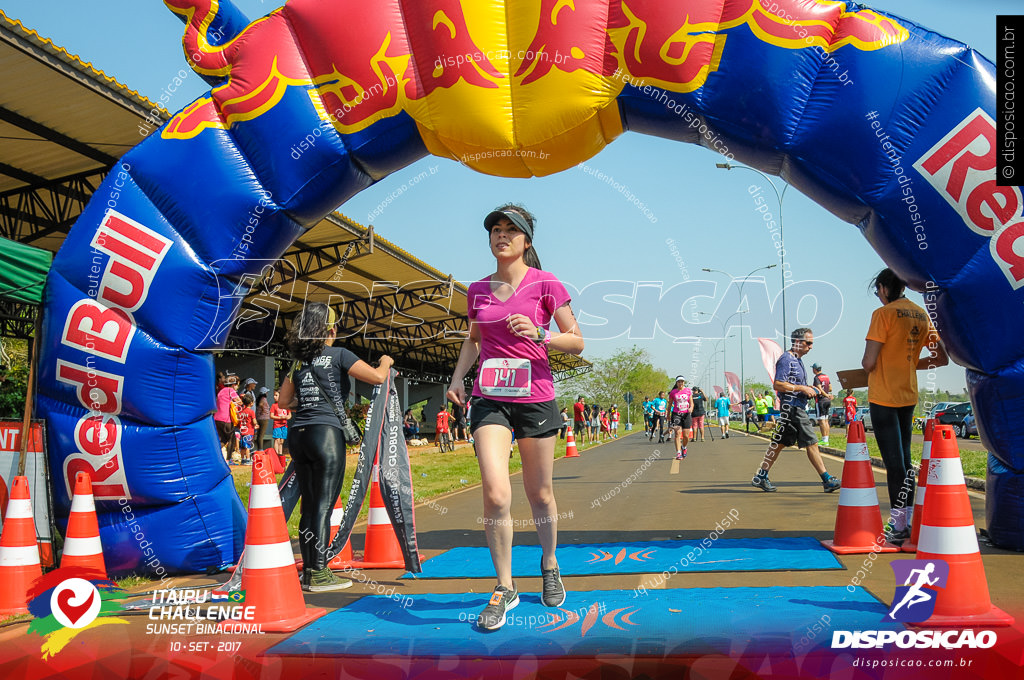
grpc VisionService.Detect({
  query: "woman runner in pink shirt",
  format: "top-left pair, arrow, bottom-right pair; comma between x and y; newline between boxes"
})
447,204 -> 584,631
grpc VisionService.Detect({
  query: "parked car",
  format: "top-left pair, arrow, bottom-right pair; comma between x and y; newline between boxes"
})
926,401 -> 964,420
828,407 -> 845,428
963,413 -> 978,438
935,402 -> 974,438
854,406 -> 872,431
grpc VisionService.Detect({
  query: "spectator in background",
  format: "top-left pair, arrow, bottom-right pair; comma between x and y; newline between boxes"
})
810,364 -> 833,446
242,378 -> 257,404
452,401 -> 468,441
559,407 -> 569,439
214,373 -> 239,461
590,401 -> 600,443
573,395 -> 587,444
691,388 -> 708,443
843,388 -> 858,428
237,393 -> 256,465
435,404 -> 453,447
403,409 -> 420,441
255,386 -> 271,450
270,390 -> 291,456
609,405 -> 620,439
862,268 -> 948,544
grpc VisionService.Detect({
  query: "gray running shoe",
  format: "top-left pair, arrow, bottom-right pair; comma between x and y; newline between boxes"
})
304,567 -> 353,592
477,583 -> 519,630
751,475 -> 777,492
885,526 -> 911,545
823,475 -> 841,493
540,563 -> 566,607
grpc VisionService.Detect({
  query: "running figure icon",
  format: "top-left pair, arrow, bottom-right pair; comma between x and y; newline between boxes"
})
888,562 -> 940,619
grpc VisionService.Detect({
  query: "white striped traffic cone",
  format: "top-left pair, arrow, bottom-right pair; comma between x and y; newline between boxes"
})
821,422 -> 899,554
60,472 -> 107,578
565,427 -> 579,458
913,425 -> 1013,627
348,460 -> 405,569
902,419 -> 935,553
0,476 -> 42,616
235,456 -> 325,632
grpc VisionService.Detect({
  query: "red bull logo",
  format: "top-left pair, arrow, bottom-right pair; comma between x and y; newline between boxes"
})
607,0 -> 908,94
914,109 -> 1024,290
162,0 -> 908,141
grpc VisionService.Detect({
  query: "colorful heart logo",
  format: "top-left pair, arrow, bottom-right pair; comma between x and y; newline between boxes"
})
50,578 -> 101,629
56,588 -> 95,625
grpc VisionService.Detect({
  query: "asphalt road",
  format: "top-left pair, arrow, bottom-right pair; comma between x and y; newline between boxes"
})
3,430 -> 1020,677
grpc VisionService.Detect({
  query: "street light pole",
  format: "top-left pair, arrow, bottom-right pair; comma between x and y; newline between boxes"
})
703,264 -> 776,432
716,162 -> 790,341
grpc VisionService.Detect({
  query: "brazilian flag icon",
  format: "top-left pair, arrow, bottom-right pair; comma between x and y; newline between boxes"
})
228,591 -> 246,603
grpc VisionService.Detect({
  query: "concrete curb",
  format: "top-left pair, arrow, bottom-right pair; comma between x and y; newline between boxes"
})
739,428 -> 986,492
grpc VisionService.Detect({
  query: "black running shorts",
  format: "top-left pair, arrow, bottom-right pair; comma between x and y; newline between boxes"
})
670,412 -> 693,429
470,397 -> 560,439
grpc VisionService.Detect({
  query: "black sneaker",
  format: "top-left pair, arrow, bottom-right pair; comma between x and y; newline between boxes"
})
540,563 -> 566,607
477,584 -> 519,630
885,526 -> 911,545
822,475 -> 841,493
751,475 -> 777,492
304,566 -> 353,592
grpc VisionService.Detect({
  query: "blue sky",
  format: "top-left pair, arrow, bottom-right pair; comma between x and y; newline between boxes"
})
1,0 -> 1010,393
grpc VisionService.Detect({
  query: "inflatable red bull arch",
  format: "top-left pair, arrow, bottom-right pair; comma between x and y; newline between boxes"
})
36,0 -> 1024,574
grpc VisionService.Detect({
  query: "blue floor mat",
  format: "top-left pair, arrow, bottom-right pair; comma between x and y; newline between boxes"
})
267,586 -> 900,658
402,537 -> 842,579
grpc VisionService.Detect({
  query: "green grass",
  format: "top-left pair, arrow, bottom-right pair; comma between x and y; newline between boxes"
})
231,435 -> 596,538
818,432 -> 987,479
114,575 -> 151,591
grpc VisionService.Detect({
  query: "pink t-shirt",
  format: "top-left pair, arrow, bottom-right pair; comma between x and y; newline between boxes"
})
215,386 -> 236,423
467,268 -> 571,403
668,387 -> 693,414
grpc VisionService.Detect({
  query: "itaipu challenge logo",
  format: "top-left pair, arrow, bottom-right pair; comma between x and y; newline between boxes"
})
25,567 -> 129,658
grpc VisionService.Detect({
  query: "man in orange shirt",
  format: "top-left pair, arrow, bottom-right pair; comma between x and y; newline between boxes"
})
862,268 -> 948,543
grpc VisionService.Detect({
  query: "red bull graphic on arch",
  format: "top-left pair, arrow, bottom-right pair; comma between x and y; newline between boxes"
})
33,0 -> 1024,576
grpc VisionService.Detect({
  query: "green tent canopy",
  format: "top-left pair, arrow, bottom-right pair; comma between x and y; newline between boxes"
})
0,237 -> 52,305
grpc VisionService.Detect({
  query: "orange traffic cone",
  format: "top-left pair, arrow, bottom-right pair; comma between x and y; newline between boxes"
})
235,456 -> 325,632
61,472 -> 107,578
0,476 -> 42,616
902,419 -> 936,553
822,422 -> 899,554
348,459 -> 405,569
565,428 -> 579,458
913,425 -> 1014,627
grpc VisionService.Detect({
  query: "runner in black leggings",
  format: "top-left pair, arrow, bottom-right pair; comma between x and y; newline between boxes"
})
277,302 -> 393,592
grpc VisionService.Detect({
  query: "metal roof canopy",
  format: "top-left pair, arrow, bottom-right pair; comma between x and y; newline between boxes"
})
0,11 -> 590,383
